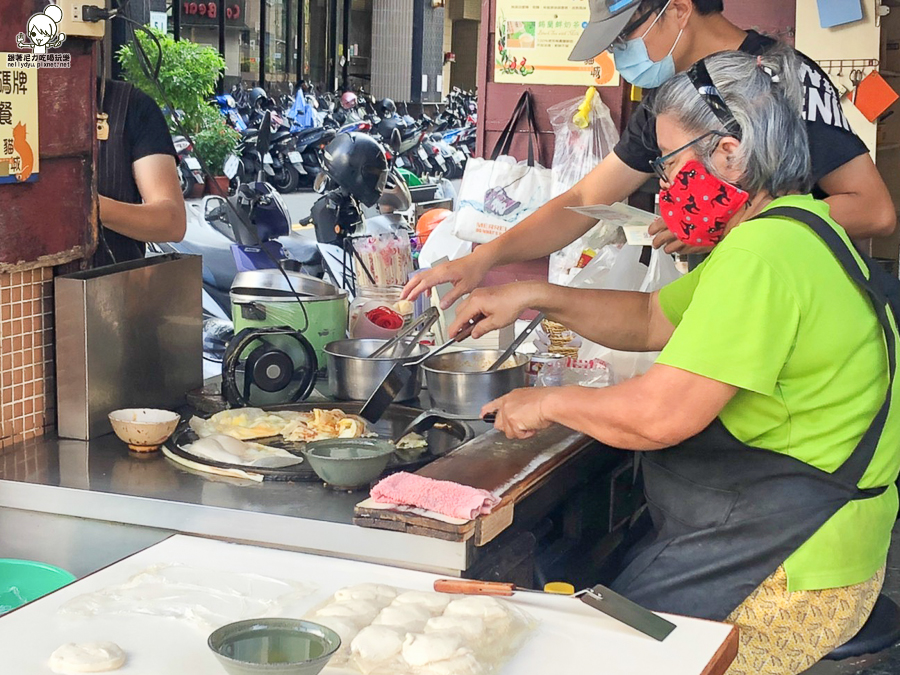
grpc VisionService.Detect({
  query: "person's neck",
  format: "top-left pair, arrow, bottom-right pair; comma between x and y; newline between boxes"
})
723,192 -> 777,237
675,14 -> 748,72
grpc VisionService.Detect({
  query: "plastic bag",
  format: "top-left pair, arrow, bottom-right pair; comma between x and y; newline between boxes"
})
547,92 -> 619,198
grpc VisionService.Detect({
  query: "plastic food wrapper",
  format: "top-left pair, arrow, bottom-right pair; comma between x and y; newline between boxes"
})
353,231 -> 413,288
306,583 -> 536,675
57,565 -> 317,632
538,357 -> 615,388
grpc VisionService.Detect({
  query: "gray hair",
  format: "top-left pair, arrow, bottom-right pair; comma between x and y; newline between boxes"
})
652,46 -> 811,196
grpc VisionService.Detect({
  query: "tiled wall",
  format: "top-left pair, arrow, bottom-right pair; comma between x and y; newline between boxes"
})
0,268 -> 55,450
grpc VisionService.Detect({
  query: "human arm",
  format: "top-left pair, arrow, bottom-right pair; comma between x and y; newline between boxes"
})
448,280 -> 675,351
401,153 -> 649,307
818,153 -> 896,238
482,364 -> 737,449
98,154 -> 187,243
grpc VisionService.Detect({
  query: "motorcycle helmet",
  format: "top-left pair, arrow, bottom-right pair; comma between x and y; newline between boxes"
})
376,98 -> 396,118
378,168 -> 412,213
340,91 -> 358,110
322,133 -> 388,208
249,86 -> 268,108
416,208 -> 452,246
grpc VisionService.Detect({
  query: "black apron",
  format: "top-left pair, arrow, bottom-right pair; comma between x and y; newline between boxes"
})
95,80 -> 146,268
611,205 -> 897,622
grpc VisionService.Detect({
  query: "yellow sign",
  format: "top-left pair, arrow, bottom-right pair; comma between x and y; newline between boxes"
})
0,53 -> 39,184
494,0 -> 620,87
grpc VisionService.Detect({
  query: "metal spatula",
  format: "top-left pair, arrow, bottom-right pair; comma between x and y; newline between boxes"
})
392,409 -> 496,443
360,318 -> 481,424
433,578 -> 676,642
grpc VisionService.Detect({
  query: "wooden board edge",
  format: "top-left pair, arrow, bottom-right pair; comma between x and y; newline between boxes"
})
699,624 -> 739,675
352,516 -> 475,542
353,506 -> 476,536
474,500 -> 515,546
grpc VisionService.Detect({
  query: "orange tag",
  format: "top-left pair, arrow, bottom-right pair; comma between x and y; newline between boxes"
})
852,71 -> 899,123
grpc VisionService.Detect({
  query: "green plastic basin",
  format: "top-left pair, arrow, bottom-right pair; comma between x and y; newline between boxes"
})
0,559 -> 76,614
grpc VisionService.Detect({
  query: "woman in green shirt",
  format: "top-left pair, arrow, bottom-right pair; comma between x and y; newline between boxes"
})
449,48 -> 900,674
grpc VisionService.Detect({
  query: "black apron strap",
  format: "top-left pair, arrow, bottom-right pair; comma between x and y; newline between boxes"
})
761,206 -> 898,486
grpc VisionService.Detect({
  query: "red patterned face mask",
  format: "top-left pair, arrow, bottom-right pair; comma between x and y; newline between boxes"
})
659,160 -> 749,247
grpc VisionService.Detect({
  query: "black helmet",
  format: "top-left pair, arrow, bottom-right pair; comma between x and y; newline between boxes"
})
376,98 -> 396,118
249,86 -> 268,107
321,133 -> 388,207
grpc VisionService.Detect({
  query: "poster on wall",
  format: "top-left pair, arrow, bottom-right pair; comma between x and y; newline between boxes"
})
494,0 -> 620,87
0,53 -> 39,184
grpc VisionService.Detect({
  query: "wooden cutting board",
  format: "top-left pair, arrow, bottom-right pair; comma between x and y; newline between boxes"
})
354,425 -> 595,545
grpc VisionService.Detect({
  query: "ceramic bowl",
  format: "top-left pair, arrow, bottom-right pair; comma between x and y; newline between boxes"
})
108,408 -> 180,453
301,438 -> 395,490
208,618 -> 341,675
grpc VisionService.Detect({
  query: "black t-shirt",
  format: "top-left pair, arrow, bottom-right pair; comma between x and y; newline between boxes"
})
95,83 -> 177,267
613,31 -> 869,193
125,86 -> 177,165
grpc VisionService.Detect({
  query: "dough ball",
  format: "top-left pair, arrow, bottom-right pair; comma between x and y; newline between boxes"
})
372,604 -> 432,632
351,625 -> 405,673
424,615 -> 485,642
334,583 -> 398,604
401,632 -> 463,667
49,642 -> 126,674
392,591 -> 451,614
316,598 -> 380,624
418,650 -> 484,675
443,596 -> 510,623
313,616 -> 359,652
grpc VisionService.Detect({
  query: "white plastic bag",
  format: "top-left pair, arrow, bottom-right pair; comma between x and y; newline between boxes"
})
453,155 -> 554,244
570,246 -> 682,381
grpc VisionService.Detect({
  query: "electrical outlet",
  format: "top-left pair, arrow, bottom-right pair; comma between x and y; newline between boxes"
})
55,1 -> 107,39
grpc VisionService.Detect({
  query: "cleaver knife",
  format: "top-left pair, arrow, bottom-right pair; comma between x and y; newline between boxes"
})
433,579 -> 675,642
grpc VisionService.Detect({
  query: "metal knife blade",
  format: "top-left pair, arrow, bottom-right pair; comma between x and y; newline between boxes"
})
578,584 -> 676,642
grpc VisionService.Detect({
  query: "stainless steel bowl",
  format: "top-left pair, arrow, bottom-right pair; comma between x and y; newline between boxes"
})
325,338 -> 429,402
422,349 -> 530,416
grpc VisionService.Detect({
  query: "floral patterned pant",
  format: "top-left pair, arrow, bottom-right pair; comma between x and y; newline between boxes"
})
724,565 -> 886,675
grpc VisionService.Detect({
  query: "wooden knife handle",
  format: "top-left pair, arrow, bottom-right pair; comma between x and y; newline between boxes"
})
433,579 -> 516,596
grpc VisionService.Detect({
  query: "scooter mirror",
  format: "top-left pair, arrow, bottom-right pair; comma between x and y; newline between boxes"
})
313,172 -> 329,194
390,128 -> 402,154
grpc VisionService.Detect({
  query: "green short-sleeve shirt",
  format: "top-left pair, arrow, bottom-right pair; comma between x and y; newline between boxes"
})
657,194 -> 900,592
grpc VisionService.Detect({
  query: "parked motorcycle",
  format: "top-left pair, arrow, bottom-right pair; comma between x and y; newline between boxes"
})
172,134 -> 205,197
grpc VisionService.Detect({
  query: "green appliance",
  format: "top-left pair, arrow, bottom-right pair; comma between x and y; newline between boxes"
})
230,270 -> 348,373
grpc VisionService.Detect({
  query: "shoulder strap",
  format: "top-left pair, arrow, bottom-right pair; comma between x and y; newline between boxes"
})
761,205 -> 897,486
490,90 -> 542,166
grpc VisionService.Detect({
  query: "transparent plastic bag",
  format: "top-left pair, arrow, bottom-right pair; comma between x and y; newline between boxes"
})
548,92 -> 619,198
546,93 -> 621,285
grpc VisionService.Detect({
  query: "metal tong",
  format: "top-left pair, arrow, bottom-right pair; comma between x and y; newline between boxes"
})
487,313 -> 545,371
368,307 -> 440,359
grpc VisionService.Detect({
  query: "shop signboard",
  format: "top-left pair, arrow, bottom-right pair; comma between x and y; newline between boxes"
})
180,0 -> 246,26
494,0 -> 620,87
0,53 -> 39,184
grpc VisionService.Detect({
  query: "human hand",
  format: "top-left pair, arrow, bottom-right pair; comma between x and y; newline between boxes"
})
482,388 -> 555,440
401,253 -> 493,309
448,282 -> 542,340
16,33 -> 26,49
648,218 -> 712,256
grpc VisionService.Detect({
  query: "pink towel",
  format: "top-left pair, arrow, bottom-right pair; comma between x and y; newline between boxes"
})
370,472 -> 500,520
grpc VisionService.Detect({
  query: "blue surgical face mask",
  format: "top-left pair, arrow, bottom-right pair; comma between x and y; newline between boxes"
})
612,2 -> 684,89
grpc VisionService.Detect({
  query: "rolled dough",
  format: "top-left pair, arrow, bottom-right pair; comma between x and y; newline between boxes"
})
49,642 -> 126,674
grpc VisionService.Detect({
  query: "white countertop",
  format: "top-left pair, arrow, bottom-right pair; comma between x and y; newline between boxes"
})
0,535 -> 735,675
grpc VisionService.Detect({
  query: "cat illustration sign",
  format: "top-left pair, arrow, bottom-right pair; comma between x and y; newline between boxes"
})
0,53 -> 39,184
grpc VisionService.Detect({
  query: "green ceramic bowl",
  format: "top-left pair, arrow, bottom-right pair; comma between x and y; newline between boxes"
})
300,438 -> 395,490
208,619 -> 341,675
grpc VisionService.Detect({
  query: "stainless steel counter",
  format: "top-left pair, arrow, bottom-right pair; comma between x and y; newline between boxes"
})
0,432 -> 469,574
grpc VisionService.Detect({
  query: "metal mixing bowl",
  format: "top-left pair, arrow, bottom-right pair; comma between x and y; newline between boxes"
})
325,338 -> 429,402
422,350 -> 530,416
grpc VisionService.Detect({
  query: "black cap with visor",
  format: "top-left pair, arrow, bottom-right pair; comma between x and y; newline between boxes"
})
568,0 -> 664,62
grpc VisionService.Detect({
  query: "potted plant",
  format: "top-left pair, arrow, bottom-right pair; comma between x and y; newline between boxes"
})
192,116 -> 241,195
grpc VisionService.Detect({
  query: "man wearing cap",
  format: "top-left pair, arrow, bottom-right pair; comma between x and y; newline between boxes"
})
403,0 -> 896,308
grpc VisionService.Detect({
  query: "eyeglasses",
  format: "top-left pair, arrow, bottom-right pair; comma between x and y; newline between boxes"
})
650,130 -> 727,183
687,60 -> 743,139
608,0 -> 667,51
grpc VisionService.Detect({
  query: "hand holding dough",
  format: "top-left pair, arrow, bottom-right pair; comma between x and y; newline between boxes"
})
49,643 -> 126,674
